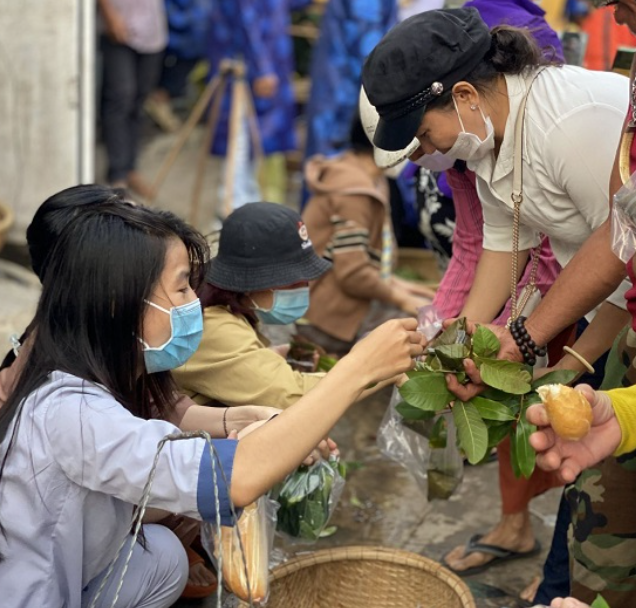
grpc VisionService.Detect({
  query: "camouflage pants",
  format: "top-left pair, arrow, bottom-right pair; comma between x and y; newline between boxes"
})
568,326 -> 636,607
568,454 -> 636,608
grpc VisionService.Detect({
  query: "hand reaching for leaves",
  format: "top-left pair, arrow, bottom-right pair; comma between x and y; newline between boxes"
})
527,385 -> 622,483
347,318 -> 424,385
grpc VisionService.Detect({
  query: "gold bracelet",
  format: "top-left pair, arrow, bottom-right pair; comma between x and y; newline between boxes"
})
562,346 -> 595,375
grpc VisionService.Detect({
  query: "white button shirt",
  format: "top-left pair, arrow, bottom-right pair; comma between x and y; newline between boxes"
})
470,65 -> 630,313
0,372 -> 236,607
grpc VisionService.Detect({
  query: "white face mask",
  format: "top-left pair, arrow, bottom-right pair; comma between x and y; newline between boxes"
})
412,149 -> 456,172
446,96 -> 495,163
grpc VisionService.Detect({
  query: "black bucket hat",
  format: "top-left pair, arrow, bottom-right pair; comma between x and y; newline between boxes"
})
206,202 -> 332,292
362,8 -> 492,151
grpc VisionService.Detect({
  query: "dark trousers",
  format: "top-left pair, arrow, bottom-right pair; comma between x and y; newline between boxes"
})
534,318 -> 609,603
101,38 -> 163,183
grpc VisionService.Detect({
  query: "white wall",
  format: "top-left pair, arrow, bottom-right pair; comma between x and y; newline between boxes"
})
0,0 -> 94,243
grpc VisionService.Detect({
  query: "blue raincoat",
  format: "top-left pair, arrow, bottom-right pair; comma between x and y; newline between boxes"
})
207,0 -> 311,156
303,0 -> 397,160
165,0 -> 212,59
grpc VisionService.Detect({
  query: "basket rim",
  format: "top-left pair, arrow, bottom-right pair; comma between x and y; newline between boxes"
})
270,545 -> 476,608
0,201 -> 15,233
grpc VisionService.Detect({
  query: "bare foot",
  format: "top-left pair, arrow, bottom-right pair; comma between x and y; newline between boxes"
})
520,575 -> 541,602
188,561 -> 217,587
444,511 -> 536,573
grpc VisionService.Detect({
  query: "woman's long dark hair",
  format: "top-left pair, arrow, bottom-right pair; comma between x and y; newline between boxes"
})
0,202 -> 208,448
427,25 -> 561,112
1,185 -> 132,372
27,184 -> 131,280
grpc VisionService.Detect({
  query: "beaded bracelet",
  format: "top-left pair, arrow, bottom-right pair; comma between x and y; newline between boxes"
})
509,316 -> 547,366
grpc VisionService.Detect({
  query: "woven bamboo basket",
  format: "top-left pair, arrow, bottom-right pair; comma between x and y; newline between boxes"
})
0,201 -> 14,253
264,546 -> 476,608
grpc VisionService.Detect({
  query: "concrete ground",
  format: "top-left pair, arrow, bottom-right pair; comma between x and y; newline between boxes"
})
0,123 -> 561,608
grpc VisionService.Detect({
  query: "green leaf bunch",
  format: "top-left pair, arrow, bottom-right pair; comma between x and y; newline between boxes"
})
274,459 -> 344,541
398,319 -> 578,477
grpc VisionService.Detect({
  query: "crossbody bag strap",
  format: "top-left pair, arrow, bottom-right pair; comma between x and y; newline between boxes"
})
509,68 -> 546,322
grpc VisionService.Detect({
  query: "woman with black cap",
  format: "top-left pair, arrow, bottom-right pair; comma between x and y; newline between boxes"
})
362,6 -> 634,605
173,202 -> 380,409
362,7 -> 630,382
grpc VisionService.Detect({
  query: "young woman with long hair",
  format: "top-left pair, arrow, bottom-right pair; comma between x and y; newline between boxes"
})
0,192 -> 421,607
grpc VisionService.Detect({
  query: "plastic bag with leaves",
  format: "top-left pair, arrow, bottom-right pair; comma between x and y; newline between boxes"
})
201,496 -> 278,605
423,411 -> 464,500
377,388 -> 464,500
611,170 -> 636,263
376,386 -> 430,495
271,456 -> 345,544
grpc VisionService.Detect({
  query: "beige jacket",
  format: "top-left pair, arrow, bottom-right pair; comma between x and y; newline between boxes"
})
302,151 -> 395,341
173,305 -> 324,409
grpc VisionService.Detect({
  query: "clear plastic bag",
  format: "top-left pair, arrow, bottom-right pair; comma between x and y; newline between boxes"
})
201,496 -> 278,605
271,456 -> 345,544
424,412 -> 464,501
611,172 -> 636,263
377,388 -> 464,500
417,304 -> 444,342
376,386 -> 431,494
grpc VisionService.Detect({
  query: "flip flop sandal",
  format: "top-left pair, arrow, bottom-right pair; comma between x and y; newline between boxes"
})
181,546 -> 218,599
442,534 -> 542,577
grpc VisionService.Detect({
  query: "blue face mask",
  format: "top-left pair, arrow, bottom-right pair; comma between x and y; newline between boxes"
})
251,287 -> 310,325
141,298 -> 203,373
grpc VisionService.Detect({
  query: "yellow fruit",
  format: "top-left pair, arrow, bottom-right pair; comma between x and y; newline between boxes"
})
536,384 -> 593,441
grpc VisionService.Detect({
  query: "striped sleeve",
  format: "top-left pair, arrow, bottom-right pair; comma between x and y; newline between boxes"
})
324,194 -> 394,303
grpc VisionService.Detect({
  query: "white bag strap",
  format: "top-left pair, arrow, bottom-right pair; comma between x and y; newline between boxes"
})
509,68 -> 546,322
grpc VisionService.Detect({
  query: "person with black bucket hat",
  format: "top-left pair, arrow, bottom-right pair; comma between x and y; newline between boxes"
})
173,202 -> 379,409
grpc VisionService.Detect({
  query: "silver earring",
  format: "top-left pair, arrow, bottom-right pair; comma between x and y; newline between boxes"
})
470,104 -> 478,111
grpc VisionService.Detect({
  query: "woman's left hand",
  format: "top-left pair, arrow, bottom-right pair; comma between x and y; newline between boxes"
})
227,405 -> 282,434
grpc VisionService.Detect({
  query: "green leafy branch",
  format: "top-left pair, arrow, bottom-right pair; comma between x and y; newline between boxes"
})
397,318 -> 577,477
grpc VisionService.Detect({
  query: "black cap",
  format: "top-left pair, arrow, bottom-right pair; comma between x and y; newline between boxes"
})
362,8 -> 492,151
206,202 -> 331,292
